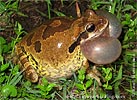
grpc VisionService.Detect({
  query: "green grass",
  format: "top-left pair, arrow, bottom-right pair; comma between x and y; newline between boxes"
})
0,0 -> 137,99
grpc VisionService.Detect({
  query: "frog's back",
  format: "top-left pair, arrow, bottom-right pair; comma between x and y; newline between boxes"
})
15,17 -> 86,81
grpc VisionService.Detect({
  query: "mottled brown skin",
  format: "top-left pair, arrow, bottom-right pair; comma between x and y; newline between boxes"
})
15,10 -> 108,84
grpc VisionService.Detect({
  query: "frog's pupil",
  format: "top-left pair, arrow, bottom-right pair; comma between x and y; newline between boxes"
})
86,24 -> 95,32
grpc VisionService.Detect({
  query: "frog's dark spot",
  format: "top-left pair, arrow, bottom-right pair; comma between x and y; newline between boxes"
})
42,18 -> 73,40
69,32 -> 88,53
69,41 -> 79,53
69,35 -> 81,53
26,33 -> 34,46
34,41 -> 41,53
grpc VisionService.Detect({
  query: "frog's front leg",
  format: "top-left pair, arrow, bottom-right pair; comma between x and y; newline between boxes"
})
16,46 -> 39,83
83,60 -> 103,86
87,66 -> 103,86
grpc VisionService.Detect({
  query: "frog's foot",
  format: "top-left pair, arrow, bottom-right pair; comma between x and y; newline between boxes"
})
23,65 -> 39,83
87,66 -> 104,86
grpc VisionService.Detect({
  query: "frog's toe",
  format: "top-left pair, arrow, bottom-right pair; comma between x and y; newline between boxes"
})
87,66 -> 102,86
24,66 -> 38,83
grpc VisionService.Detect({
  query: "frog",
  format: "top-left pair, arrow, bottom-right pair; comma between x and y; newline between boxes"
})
15,9 -> 108,85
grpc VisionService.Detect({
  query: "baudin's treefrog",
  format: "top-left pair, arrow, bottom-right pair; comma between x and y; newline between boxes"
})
15,9 -> 108,85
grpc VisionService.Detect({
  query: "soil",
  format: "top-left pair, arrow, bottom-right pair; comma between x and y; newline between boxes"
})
13,0 -> 90,32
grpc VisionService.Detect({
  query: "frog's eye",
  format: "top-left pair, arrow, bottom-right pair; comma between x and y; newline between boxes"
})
85,23 -> 95,33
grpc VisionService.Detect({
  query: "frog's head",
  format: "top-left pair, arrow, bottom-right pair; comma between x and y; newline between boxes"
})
82,10 -> 108,39
78,10 -> 122,65
71,9 -> 108,43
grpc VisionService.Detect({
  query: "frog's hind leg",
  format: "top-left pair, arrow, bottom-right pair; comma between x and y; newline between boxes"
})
16,46 -> 39,83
